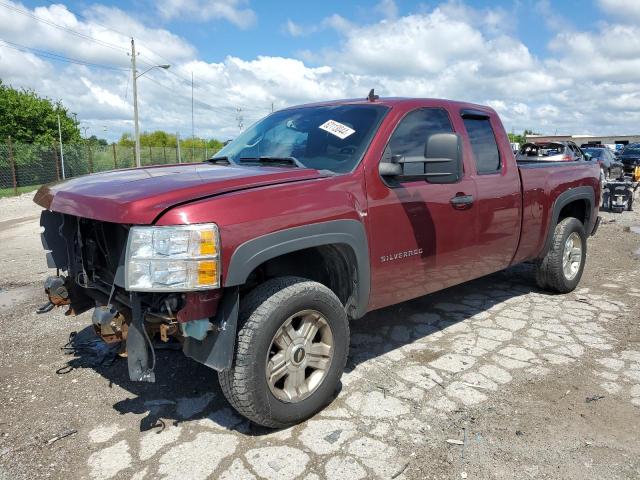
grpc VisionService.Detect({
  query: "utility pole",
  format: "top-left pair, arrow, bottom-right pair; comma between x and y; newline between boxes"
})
130,38 -> 170,168
131,37 -> 141,168
191,71 -> 195,160
271,102 -> 274,113
176,132 -> 182,163
57,113 -> 66,179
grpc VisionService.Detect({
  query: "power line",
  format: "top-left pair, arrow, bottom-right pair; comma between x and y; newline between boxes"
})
1,1 -> 275,115
0,1 -> 128,53
136,51 -> 272,113
142,75 -> 269,120
0,38 -> 129,70
0,1 -> 272,131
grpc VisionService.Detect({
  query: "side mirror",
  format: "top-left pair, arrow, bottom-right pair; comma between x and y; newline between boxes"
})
378,158 -> 402,176
379,133 -> 463,184
584,153 -> 592,161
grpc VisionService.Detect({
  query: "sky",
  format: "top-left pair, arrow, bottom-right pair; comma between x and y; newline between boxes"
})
1,0 -> 640,142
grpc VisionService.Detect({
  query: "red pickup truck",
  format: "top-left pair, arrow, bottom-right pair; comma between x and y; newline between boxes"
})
34,96 -> 601,427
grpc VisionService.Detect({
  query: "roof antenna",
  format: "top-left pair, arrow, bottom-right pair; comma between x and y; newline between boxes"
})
367,89 -> 379,102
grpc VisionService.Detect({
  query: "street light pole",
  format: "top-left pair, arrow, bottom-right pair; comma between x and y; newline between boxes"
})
57,113 -> 66,179
131,38 -> 141,167
130,37 -> 170,168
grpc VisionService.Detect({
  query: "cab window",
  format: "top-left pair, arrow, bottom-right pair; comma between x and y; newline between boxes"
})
387,108 -> 454,176
463,117 -> 501,174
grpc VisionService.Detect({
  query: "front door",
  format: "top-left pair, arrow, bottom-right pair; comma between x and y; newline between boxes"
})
365,107 -> 478,311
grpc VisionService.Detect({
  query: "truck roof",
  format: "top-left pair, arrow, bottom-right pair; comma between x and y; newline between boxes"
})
281,97 -> 496,114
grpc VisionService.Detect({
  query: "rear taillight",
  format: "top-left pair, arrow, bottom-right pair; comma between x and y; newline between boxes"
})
562,155 -> 572,161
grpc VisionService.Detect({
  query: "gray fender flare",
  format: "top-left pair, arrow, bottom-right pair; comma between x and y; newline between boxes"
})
540,186 -> 595,258
225,219 -> 370,319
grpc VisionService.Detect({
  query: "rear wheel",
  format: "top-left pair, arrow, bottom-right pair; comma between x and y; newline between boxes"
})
218,276 -> 349,428
535,217 -> 586,293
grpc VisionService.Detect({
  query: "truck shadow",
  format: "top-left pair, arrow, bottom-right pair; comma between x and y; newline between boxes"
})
60,263 -> 543,435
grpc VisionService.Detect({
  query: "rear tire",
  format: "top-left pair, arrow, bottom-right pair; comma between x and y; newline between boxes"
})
535,217 -> 587,293
218,276 -> 349,428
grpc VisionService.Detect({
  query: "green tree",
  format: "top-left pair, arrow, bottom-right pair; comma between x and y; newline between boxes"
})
117,132 -> 135,147
140,130 -> 177,147
87,135 -> 108,146
508,129 -> 541,145
0,80 -> 80,144
206,138 -> 224,152
117,130 -> 224,152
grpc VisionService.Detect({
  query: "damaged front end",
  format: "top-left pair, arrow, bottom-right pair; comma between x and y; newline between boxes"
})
38,210 -> 237,382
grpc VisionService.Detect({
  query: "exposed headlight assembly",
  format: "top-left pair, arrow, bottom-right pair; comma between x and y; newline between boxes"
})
125,224 -> 220,292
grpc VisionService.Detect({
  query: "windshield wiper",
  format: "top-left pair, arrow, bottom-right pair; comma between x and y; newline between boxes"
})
238,156 -> 305,168
205,156 -> 237,165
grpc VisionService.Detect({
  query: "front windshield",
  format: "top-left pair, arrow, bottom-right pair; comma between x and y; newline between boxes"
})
214,104 -> 389,173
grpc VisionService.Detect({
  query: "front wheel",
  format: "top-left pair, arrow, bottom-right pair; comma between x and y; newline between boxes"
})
218,276 -> 349,428
535,217 -> 587,293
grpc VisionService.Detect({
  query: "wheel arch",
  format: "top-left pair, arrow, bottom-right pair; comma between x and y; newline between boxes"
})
539,186 -> 595,259
225,219 -> 370,319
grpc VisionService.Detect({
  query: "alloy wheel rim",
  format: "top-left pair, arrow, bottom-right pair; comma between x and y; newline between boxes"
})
265,309 -> 334,403
562,232 -> 582,280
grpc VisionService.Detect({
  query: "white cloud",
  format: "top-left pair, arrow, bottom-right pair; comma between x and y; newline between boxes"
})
375,0 -> 399,19
598,0 -> 640,22
155,0 -> 256,28
284,19 -> 304,37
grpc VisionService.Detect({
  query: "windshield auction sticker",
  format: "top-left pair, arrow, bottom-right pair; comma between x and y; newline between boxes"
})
319,120 -> 355,140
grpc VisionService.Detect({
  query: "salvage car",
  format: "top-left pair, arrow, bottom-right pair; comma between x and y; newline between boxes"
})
34,96 -> 601,427
516,141 -> 585,162
582,147 -> 624,180
618,143 -> 640,176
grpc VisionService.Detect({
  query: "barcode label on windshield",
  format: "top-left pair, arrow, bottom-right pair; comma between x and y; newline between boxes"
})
319,120 -> 355,140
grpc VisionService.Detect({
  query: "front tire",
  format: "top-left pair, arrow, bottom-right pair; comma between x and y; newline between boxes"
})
535,217 -> 587,293
218,276 -> 349,428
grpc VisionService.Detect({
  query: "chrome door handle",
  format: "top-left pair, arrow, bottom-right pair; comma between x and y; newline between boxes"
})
450,194 -> 474,210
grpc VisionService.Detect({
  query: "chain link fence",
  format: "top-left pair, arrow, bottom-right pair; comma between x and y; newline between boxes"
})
0,139 -> 217,197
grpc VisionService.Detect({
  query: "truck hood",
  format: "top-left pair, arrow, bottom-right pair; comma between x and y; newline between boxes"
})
34,163 -> 324,224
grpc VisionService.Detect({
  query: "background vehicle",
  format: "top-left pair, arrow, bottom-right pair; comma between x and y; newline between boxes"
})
617,143 -> 640,176
34,97 -> 601,427
516,141 -> 586,162
582,147 -> 624,180
602,181 -> 635,212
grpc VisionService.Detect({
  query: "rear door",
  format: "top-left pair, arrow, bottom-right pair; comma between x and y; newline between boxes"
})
364,107 -> 479,310
458,110 -> 521,276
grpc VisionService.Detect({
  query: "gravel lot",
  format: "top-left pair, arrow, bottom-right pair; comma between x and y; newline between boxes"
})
0,192 -> 639,480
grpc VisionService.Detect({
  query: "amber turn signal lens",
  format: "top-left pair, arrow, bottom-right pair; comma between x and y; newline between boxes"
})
197,261 -> 217,285
199,229 -> 217,256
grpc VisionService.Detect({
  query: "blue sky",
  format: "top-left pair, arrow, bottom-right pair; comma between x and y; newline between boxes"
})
20,0 -> 598,61
2,0 -> 640,140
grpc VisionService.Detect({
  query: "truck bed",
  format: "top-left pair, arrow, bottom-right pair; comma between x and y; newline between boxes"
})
512,160 -> 601,265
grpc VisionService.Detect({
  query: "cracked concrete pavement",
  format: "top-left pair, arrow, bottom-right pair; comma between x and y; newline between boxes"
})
0,192 -> 639,479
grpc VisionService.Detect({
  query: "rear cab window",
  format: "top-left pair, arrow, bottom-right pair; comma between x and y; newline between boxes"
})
462,115 -> 501,174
